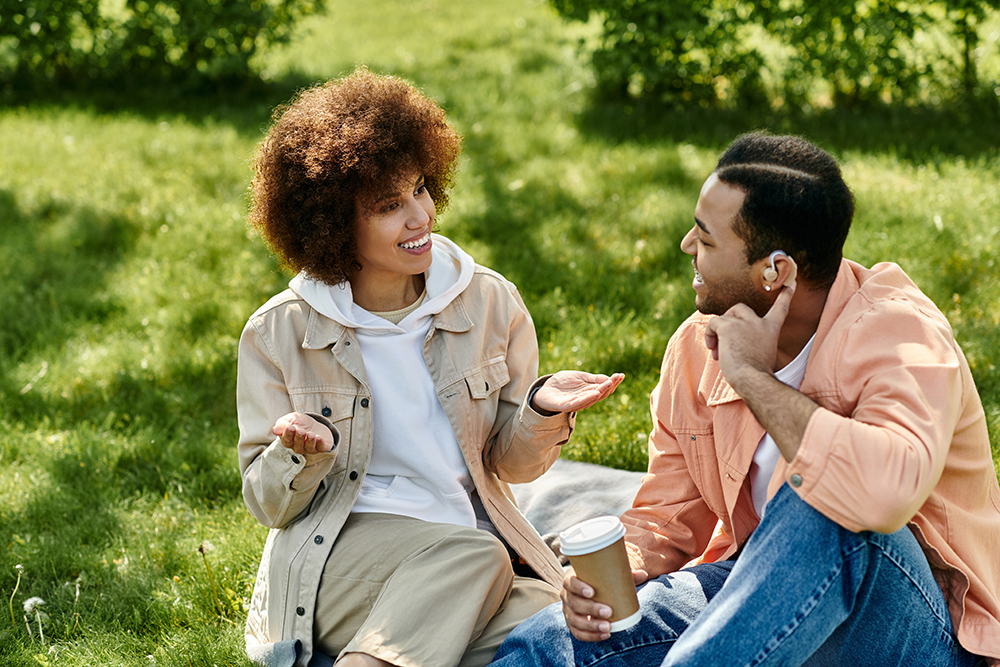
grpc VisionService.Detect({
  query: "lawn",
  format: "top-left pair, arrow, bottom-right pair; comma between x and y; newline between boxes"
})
1,0 -> 998,664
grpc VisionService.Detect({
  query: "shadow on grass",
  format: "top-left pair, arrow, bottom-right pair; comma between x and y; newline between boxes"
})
0,184 -> 240,502
453,127 -> 695,372
0,73 -> 324,137
0,189 -> 133,364
574,95 -> 1000,164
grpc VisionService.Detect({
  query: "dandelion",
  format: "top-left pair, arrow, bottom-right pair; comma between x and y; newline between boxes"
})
23,596 -> 46,644
9,564 -> 23,629
199,540 -> 222,616
23,596 -> 45,613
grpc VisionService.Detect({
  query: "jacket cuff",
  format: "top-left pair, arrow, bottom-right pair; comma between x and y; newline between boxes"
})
521,376 -> 576,438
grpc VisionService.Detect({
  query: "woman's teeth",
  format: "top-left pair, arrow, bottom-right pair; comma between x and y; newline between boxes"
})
399,233 -> 430,249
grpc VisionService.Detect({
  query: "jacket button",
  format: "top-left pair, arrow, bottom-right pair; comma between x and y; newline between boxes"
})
350,471 -> 359,481
314,535 -> 323,544
790,473 -> 803,487
296,607 -> 305,616
360,397 -> 370,408
322,406 -> 332,417
290,455 -> 300,465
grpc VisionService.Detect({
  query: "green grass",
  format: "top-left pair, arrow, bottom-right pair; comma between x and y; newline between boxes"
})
1,0 -> 998,663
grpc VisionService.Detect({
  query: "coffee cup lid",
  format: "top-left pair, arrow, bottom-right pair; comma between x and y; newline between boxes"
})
558,515 -> 626,556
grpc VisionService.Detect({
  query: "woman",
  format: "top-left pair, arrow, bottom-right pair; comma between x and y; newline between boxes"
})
237,67 -> 623,667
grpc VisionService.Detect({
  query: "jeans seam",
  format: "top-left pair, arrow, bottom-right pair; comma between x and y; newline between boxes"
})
582,636 -> 677,667
874,537 -> 953,632
743,560 -> 844,667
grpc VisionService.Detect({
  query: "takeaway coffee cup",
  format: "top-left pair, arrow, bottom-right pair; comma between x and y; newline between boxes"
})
559,515 -> 641,632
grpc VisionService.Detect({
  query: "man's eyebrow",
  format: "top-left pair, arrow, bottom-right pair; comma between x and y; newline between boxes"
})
694,217 -> 711,234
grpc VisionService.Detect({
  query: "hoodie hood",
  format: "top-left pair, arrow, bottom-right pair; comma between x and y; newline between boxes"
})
289,233 -> 475,335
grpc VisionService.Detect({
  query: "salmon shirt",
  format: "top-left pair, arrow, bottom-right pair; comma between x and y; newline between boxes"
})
623,259 -> 1000,664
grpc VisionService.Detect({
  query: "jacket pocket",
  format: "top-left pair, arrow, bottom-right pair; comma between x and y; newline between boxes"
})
287,391 -> 353,476
465,358 -> 510,399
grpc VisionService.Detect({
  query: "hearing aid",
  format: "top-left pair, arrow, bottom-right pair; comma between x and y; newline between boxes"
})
764,250 -> 798,288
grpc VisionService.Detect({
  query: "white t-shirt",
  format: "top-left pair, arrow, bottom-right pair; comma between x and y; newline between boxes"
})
749,335 -> 815,519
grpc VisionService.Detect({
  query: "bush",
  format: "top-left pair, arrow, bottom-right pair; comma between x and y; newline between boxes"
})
552,0 -> 767,107
550,0 -> 1000,109
757,0 -> 925,107
0,0 -> 325,90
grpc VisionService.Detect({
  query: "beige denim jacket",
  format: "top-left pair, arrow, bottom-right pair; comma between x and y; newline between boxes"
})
237,266 -> 572,665
624,259 -> 1000,664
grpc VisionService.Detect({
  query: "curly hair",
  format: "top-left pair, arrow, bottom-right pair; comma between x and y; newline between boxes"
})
715,132 -> 855,288
248,67 -> 462,285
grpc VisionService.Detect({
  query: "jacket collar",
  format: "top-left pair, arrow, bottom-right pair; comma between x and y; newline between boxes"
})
300,293 -> 474,350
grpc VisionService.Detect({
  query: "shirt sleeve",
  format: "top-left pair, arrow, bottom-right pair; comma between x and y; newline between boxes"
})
236,318 -> 339,530
485,282 -> 576,483
787,299 -> 969,533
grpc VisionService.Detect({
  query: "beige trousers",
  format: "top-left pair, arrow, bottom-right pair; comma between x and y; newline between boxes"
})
313,512 -> 559,667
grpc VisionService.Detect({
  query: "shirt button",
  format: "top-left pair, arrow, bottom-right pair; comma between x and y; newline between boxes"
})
314,535 -> 323,544
360,398 -> 370,408
296,607 -> 305,616
322,406 -> 332,417
790,473 -> 803,487
290,455 -> 300,465
349,471 -> 359,481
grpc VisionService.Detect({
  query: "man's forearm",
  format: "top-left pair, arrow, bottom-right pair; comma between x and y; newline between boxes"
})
729,368 -> 819,462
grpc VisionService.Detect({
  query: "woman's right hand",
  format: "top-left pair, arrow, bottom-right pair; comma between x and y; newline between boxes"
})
272,412 -> 336,456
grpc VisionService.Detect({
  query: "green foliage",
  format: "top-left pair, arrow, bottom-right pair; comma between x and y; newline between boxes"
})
551,0 -> 767,106
0,0 -> 102,82
759,0 -> 925,106
549,0 -> 1000,108
0,0 -> 324,89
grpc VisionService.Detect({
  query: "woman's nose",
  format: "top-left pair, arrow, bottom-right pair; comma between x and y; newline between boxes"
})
406,198 -> 432,227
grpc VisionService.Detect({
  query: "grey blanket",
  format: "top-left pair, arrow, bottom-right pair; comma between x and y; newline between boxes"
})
510,458 -> 645,565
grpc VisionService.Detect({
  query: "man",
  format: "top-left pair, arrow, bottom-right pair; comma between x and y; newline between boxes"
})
491,132 -> 1000,666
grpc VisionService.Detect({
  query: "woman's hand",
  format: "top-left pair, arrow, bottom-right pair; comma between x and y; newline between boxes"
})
561,565 -> 649,642
531,371 -> 624,415
561,567 -> 613,642
272,412 -> 336,456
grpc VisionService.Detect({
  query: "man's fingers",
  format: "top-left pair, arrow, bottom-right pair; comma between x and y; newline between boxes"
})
764,281 -> 796,325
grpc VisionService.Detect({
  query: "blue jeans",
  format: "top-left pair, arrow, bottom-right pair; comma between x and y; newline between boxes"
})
491,484 -> 982,667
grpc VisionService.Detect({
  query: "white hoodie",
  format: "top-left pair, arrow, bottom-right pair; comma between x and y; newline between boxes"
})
289,235 -> 480,528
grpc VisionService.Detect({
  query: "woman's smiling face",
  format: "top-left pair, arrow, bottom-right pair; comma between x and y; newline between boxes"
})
353,171 -> 436,283
680,172 -> 772,317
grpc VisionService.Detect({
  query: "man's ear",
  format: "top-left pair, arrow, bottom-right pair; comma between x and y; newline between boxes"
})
762,250 -> 798,290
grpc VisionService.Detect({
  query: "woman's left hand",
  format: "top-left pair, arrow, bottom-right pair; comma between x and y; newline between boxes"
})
531,371 -> 624,415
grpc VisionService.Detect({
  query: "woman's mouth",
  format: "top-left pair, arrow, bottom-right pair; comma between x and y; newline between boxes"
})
399,232 -> 430,250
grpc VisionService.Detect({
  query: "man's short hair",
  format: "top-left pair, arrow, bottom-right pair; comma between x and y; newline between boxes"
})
715,132 -> 854,287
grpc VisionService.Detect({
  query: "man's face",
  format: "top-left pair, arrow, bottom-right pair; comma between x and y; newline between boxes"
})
680,173 -> 772,317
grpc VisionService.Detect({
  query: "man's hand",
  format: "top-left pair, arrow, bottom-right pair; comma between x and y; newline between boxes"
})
703,284 -> 818,461
703,283 -> 795,388
272,412 -> 336,456
560,566 -> 649,642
